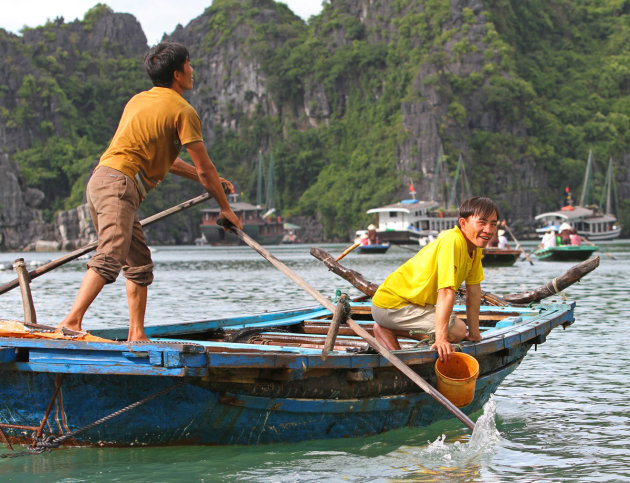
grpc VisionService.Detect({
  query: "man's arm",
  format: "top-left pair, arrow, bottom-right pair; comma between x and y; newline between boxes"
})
174,142 -> 242,229
464,283 -> 482,342
431,287 -> 456,362
169,157 -> 234,193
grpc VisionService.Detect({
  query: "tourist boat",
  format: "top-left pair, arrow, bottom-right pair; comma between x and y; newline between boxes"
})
366,200 -> 457,245
481,248 -> 522,266
366,152 -> 471,245
0,291 -> 578,448
533,245 -> 599,261
357,243 -> 391,255
199,152 -> 284,245
199,192 -> 284,245
534,153 -> 621,241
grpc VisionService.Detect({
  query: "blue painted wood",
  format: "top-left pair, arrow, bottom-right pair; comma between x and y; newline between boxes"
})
0,347 -> 16,364
0,300 -> 576,446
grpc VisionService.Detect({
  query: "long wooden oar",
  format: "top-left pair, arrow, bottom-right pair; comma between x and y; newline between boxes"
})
219,221 -> 476,431
582,237 -> 616,260
336,242 -> 360,261
0,192 -> 212,296
502,224 -> 533,265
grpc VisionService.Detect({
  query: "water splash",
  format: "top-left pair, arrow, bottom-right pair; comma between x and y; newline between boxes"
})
389,396 -> 504,481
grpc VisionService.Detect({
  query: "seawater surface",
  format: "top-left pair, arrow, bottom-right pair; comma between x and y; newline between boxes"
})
0,240 -> 629,482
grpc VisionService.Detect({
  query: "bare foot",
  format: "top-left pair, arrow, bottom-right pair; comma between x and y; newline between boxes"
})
127,335 -> 150,342
57,319 -> 82,332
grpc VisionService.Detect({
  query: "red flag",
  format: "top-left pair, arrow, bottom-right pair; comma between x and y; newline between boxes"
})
409,182 -> 415,193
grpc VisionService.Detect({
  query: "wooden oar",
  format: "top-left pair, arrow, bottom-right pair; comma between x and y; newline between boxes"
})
0,192 -> 212,296
503,256 -> 599,304
219,221 -> 476,431
336,242 -> 360,261
582,237 -> 616,260
503,225 -> 534,265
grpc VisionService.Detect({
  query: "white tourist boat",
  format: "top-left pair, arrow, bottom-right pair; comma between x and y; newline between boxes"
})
365,151 -> 468,245
535,153 -> 621,241
366,199 -> 457,245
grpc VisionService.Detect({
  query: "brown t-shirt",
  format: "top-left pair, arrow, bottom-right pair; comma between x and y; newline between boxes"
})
99,87 -> 203,197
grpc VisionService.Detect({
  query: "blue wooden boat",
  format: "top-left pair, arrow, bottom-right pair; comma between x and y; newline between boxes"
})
533,245 -> 598,261
0,298 -> 575,448
357,243 -> 391,254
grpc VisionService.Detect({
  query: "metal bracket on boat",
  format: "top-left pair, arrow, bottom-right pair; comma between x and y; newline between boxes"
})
321,293 -> 351,361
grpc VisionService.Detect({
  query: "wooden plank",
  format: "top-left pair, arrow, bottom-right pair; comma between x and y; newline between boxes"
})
12,361 -> 206,377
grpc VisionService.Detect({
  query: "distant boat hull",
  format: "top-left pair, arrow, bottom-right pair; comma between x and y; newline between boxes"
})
535,222 -> 621,242
533,245 -> 598,261
200,223 -> 284,245
357,244 -> 391,254
482,248 -> 522,266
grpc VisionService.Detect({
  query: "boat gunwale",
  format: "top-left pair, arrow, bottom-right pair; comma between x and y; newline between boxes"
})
0,302 -> 575,375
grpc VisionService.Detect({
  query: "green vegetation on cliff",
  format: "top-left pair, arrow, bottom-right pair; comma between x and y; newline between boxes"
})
3,0 -> 629,239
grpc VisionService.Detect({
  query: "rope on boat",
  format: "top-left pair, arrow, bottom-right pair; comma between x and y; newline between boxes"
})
1,380 -> 185,458
551,278 -> 567,301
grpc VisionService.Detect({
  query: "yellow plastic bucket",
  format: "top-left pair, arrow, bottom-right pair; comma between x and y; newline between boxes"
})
434,352 -> 479,407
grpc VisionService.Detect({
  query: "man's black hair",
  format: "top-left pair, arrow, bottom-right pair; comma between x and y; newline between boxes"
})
144,42 -> 190,87
458,196 -> 500,221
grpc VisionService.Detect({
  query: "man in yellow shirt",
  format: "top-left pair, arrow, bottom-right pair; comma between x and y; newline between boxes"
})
371,196 -> 499,361
58,42 -> 242,341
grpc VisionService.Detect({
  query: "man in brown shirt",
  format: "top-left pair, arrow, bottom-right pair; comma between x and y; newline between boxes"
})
58,42 -> 242,341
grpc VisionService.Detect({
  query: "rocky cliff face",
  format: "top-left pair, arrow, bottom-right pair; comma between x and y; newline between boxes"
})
0,154 -> 51,250
168,2 -> 302,145
0,7 -> 149,250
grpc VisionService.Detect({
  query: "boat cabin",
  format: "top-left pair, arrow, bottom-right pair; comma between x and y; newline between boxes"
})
366,200 -> 458,244
535,206 -> 621,241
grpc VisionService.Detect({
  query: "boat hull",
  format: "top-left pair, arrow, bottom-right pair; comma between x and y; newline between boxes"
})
200,223 -> 284,245
482,249 -> 522,266
357,244 -> 391,254
0,360 -> 519,446
534,245 -> 598,261
0,301 -> 575,447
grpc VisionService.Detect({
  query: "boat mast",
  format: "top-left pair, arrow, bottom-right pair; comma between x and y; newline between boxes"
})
599,158 -> 615,215
265,154 -> 276,215
578,150 -> 594,207
447,154 -> 471,209
430,144 -> 446,205
256,150 -> 264,207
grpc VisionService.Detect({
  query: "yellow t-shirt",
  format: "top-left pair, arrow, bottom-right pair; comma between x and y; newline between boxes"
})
372,226 -> 484,309
99,87 -> 203,197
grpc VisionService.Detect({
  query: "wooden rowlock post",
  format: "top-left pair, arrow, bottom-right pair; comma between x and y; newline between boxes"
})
321,293 -> 350,360
13,258 -> 37,324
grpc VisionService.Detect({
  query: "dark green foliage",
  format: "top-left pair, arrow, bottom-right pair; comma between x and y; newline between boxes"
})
484,0 -> 630,213
4,0 -> 630,237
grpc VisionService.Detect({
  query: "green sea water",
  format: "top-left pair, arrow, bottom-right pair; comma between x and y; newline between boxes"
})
1,240 -> 629,481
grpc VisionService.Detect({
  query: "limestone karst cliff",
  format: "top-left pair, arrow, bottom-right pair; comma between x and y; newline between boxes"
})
0,0 -> 628,249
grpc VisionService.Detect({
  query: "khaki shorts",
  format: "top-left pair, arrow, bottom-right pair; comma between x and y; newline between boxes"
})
86,166 -> 153,286
371,304 -> 455,334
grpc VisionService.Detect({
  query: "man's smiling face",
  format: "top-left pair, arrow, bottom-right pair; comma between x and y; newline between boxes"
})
459,210 -> 498,250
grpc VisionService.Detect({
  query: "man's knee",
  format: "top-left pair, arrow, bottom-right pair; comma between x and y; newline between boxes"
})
87,255 -> 123,284
123,263 -> 154,286
448,317 -> 468,342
